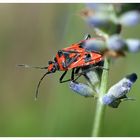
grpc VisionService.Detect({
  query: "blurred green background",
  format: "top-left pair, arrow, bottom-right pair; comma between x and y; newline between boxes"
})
0,3 -> 140,137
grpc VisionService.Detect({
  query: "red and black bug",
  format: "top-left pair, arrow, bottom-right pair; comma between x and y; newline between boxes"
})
18,34 -> 104,99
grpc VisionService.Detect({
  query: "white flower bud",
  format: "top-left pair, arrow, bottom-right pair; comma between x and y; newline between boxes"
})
107,35 -> 127,51
69,81 -> 94,97
120,11 -> 140,26
84,39 -> 106,52
126,39 -> 140,52
102,73 -> 137,108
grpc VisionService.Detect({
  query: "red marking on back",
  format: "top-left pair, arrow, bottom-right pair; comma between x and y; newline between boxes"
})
55,38 -> 103,71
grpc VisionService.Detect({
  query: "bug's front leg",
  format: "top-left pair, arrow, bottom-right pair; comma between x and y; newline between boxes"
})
59,70 -> 69,83
59,68 -> 75,83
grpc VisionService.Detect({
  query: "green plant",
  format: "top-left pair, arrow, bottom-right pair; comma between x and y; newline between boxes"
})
69,4 -> 140,136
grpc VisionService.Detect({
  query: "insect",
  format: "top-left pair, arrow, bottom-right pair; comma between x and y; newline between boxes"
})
18,34 -> 104,99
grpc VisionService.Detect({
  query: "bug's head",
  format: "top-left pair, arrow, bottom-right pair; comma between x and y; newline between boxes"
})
48,61 -> 58,73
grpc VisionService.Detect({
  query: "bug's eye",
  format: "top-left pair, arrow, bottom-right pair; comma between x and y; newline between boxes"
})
51,67 -> 56,72
49,64 -> 56,73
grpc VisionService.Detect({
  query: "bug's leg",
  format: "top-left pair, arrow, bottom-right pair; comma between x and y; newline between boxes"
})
71,68 -> 75,81
72,67 -> 83,82
76,65 -> 109,76
94,65 -> 109,71
87,65 -> 109,71
72,67 -> 94,82
71,67 -> 85,82
73,67 -> 91,82
59,70 -> 69,83
74,67 -> 81,74
73,74 -> 83,82
59,68 -> 76,83
83,73 -> 93,85
69,67 -> 96,97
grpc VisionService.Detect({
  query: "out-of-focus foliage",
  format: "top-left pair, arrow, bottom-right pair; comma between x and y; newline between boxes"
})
72,4 -> 140,109
0,3 -> 140,137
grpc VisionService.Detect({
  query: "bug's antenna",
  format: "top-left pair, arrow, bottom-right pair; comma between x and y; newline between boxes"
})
35,71 -> 51,100
17,64 -> 48,69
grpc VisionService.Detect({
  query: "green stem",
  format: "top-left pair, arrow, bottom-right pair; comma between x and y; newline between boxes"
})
92,58 -> 110,137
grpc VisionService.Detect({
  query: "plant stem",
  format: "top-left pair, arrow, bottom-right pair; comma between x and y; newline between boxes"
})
92,58 -> 110,137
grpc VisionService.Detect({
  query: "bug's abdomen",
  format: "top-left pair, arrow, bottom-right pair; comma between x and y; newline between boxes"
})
68,53 -> 102,69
